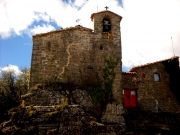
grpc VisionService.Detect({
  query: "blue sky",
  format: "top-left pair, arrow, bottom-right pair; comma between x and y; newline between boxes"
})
0,0 -> 180,74
0,20 -> 60,68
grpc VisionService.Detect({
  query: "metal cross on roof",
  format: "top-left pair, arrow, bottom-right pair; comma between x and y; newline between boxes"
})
105,6 -> 109,10
76,19 -> 81,25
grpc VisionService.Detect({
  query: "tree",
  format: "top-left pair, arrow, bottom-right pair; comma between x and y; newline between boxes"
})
0,67 -> 30,123
16,67 -> 30,95
0,69 -> 19,123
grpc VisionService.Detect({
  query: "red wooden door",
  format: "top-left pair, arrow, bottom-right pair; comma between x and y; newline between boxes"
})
124,90 -> 137,107
124,90 -> 130,107
130,90 -> 136,107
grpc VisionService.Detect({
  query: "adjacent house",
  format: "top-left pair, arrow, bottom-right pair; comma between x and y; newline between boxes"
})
122,56 -> 180,112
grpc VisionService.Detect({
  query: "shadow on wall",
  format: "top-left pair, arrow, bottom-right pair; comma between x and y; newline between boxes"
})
163,58 -> 180,103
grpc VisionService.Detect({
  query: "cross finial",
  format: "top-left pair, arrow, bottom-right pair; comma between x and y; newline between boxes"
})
105,6 -> 109,10
76,19 -> 81,25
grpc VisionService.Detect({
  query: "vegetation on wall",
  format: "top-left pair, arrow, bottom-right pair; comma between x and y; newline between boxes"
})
102,57 -> 119,103
88,57 -> 118,103
87,86 -> 103,103
87,57 -> 119,118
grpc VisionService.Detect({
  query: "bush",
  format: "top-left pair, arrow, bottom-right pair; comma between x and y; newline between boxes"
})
0,67 -> 30,123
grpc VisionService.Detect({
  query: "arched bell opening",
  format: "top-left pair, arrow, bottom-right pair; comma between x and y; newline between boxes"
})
102,18 -> 111,32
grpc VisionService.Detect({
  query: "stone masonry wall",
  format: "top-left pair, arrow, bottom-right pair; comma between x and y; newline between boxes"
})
122,72 -> 138,90
30,10 -> 123,104
29,11 -> 124,128
134,62 -> 180,112
30,27 -> 93,86
92,11 -> 122,103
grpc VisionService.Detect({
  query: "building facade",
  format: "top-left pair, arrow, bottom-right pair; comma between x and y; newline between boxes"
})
30,9 -> 180,113
123,56 -> 180,112
30,10 -> 123,103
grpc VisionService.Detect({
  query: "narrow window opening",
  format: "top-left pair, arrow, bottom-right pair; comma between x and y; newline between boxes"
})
46,41 -> 51,51
154,73 -> 160,81
100,46 -> 103,50
141,72 -> 146,79
87,66 -> 93,69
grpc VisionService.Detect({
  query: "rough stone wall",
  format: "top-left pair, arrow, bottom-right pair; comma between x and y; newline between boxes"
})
30,10 -> 123,104
21,89 -> 94,111
21,90 -> 67,106
29,11 -> 124,128
122,72 -> 138,90
30,27 -> 93,86
133,62 -> 180,112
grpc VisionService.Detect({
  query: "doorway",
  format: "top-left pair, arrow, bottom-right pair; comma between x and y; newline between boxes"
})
124,90 -> 137,107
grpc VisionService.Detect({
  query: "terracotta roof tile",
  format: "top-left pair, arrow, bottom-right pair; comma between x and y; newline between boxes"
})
33,25 -> 92,38
90,10 -> 122,21
130,56 -> 179,72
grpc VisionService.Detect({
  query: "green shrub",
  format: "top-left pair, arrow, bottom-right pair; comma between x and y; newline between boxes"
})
87,86 -> 104,103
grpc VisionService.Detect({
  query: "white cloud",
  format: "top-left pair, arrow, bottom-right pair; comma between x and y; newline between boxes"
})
0,0 -> 180,70
0,0 -> 59,38
0,0 -> 123,38
30,24 -> 55,35
33,12 -> 51,22
0,65 -> 22,76
0,3 -> 11,38
121,0 -> 180,70
74,0 -> 87,7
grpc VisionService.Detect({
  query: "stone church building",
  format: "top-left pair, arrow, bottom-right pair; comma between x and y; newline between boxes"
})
30,9 -> 180,113
1,9 -> 180,135
30,9 -> 123,104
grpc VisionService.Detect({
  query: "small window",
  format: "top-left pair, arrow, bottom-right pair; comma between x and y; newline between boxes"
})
46,41 -> 51,51
100,46 -> 103,50
87,66 -> 93,69
131,91 -> 136,95
141,72 -> 146,79
154,73 -> 160,81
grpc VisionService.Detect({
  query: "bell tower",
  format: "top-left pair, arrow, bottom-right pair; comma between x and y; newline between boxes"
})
91,8 -> 122,38
91,9 -> 123,102
91,9 -> 124,124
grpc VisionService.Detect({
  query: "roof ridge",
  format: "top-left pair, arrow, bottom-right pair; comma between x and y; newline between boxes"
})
122,72 -> 137,74
90,10 -> 122,21
130,56 -> 179,72
33,25 -> 92,38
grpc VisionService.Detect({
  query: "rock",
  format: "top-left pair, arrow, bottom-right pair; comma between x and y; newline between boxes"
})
101,103 -> 125,125
101,115 -> 125,125
21,90 -> 67,106
72,89 -> 93,111
98,132 -> 117,135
